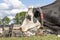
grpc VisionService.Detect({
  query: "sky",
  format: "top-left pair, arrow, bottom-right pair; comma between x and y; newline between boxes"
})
0,0 -> 55,19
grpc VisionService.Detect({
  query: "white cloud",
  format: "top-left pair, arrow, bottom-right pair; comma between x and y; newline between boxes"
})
0,3 -> 9,9
4,0 -> 25,9
0,13 -> 3,17
10,8 -> 28,14
7,16 -> 15,19
0,0 -> 28,19
10,9 -> 21,14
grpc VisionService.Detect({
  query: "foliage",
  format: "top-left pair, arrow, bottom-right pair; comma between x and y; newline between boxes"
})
0,34 -> 59,40
14,11 -> 26,24
2,16 -> 10,25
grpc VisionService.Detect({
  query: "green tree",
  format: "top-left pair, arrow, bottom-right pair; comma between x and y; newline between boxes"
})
14,11 -> 26,24
2,16 -> 10,25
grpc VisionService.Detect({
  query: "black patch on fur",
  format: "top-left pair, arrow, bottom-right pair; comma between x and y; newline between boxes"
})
33,9 -> 41,22
33,8 -> 40,18
26,15 -> 31,21
34,11 -> 40,18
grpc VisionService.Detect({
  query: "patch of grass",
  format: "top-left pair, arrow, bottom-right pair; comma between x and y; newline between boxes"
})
0,34 -> 59,40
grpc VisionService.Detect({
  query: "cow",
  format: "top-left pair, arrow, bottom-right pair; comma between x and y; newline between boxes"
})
20,6 -> 41,36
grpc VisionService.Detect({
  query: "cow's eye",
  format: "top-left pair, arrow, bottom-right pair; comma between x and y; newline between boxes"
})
26,15 -> 31,21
